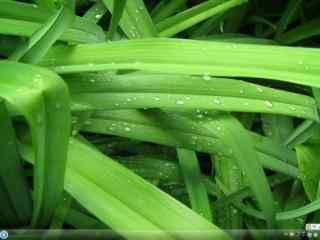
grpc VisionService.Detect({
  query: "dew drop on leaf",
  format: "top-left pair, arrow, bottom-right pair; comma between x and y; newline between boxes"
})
264,100 -> 273,108
213,98 -> 222,104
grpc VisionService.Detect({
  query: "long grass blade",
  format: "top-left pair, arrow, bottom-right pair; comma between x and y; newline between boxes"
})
177,148 -> 212,221
41,39 -> 320,89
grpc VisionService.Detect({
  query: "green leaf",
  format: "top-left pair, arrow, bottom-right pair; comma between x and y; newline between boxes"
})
41,39 -> 320,89
177,148 -> 212,221
0,1 -> 105,43
82,1 -> 107,23
0,61 -> 71,227
274,0 -> 303,39
277,17 -> 320,45
65,71 -> 317,120
285,120 -> 320,147
296,143 -> 320,201
0,99 -> 32,225
9,5 -> 74,64
20,138 -> 231,240
261,114 -> 293,143
152,0 -> 187,23
102,0 -> 158,38
156,0 -> 248,37
107,0 -> 127,40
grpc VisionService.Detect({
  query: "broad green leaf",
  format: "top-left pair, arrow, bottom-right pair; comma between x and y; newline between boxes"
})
65,71 -> 317,120
41,39 -> 320,89
81,110 -> 276,227
20,138 -> 231,240
80,109 -> 299,178
117,155 -> 182,183
0,99 -> 32,226
0,61 -> 71,227
296,144 -> 320,201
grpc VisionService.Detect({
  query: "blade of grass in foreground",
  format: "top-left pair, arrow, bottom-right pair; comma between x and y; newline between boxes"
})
19,138 -> 231,240
81,110 -> 276,227
274,0 -> 302,40
42,39 -> 320,88
0,61 -> 71,227
277,18 -> 320,45
9,5 -> 74,64
107,0 -> 127,40
0,99 -> 32,225
0,1 -> 105,43
80,109 -> 299,178
156,0 -> 248,37
66,71 -> 317,120
83,1 -> 107,23
177,149 -> 212,222
151,0 -> 187,23
102,0 -> 158,38
296,144 -> 320,201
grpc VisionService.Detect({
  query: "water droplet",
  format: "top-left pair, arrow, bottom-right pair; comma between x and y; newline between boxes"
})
90,79 -> 95,83
257,87 -> 263,93
213,98 -> 222,104
84,120 -> 92,125
124,127 -> 131,131
219,21 -> 224,33
289,106 -> 296,111
239,89 -> 244,94
203,75 -> 211,81
264,100 -> 273,108
72,129 -> 77,136
176,100 -> 184,105
154,96 -> 160,101
95,14 -> 102,19
185,96 -> 191,100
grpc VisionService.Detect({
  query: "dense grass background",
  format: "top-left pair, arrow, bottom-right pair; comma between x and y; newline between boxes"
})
1,0 -> 320,239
